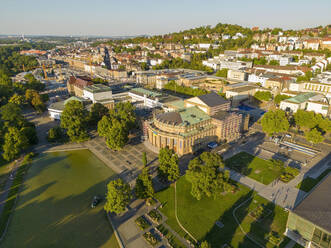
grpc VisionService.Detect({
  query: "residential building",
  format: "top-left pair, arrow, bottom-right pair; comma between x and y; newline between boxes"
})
67,76 -> 93,97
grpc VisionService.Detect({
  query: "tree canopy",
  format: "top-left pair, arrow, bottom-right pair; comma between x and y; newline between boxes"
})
254,91 -> 272,102
60,100 -> 89,142
186,152 -> 231,200
97,102 -> 136,150
305,128 -> 324,144
158,147 -> 180,182
104,179 -> 131,214
261,110 -> 289,136
135,168 -> 154,199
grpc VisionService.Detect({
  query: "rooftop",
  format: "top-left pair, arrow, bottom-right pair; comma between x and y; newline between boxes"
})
84,84 -> 111,93
284,92 -> 317,104
197,92 -> 229,107
293,173 -> 331,233
130,87 -> 162,98
156,106 -> 210,126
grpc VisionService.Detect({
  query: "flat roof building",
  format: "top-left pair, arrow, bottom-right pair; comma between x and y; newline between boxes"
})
285,173 -> 331,248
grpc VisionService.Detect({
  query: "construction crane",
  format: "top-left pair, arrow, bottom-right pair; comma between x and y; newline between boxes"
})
42,64 -> 48,80
22,64 -> 49,80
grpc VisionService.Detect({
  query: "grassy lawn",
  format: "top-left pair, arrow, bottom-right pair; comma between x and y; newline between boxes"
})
225,152 -> 283,185
0,161 -> 12,191
296,169 -> 331,193
2,150 -> 119,248
156,176 -> 288,248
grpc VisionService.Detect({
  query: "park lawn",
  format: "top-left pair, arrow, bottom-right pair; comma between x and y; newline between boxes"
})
156,176 -> 288,248
0,161 -> 12,190
225,152 -> 283,185
296,169 -> 331,192
2,150 -> 119,248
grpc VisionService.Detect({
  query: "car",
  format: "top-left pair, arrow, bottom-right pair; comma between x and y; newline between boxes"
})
91,196 -> 102,208
207,142 -> 218,149
285,134 -> 292,138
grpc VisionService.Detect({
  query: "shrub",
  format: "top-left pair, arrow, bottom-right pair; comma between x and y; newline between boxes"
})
148,209 -> 162,223
135,216 -> 150,230
143,231 -> 158,246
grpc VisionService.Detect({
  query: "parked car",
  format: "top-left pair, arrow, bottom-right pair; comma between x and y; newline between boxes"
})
91,196 -> 102,208
207,142 -> 218,149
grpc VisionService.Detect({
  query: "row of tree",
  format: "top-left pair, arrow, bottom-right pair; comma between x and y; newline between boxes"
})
164,81 -> 209,96
261,109 -> 331,144
0,103 -> 38,161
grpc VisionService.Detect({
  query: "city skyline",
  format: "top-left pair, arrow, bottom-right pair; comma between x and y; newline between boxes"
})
1,0 -> 330,36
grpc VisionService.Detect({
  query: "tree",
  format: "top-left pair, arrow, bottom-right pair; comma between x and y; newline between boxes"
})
274,94 -> 291,105
98,116 -> 129,150
158,147 -> 180,182
89,103 -> 108,127
293,110 -> 316,130
25,89 -> 46,113
97,103 -> 136,150
9,93 -> 25,106
142,151 -> 147,167
104,179 -> 131,215
254,91 -> 272,101
105,118 -> 129,150
186,152 -> 228,200
2,127 -> 28,161
60,100 -> 89,142
135,168 -> 154,199
200,241 -> 211,248
215,68 -> 228,78
140,62 -> 149,71
47,126 -> 66,143
305,128 -> 324,144
261,110 -> 289,135
0,72 -> 12,87
0,102 -> 24,127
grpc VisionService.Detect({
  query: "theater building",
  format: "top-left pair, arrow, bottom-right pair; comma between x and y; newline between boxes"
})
146,92 -> 247,156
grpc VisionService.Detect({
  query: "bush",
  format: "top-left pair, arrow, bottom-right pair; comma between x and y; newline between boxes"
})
143,231 -> 158,246
47,126 -> 67,143
254,91 -> 272,101
148,209 -> 162,223
22,152 -> 35,165
135,216 -> 150,230
280,166 -> 299,183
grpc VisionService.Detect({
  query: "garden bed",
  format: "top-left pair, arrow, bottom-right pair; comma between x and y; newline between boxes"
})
135,216 -> 151,230
143,230 -> 159,246
147,209 -> 162,224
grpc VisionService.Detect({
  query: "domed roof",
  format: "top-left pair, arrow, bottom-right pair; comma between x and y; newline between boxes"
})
156,112 -> 183,125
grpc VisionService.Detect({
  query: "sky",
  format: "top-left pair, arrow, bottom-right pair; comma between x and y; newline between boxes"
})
0,0 -> 330,36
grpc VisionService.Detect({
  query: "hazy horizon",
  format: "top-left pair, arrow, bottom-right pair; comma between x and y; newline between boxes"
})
1,0 -> 330,36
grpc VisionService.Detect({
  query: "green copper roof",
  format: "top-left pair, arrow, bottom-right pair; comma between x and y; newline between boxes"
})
130,88 -> 162,98
168,100 -> 185,110
178,106 -> 210,126
84,84 -> 111,93
285,92 -> 317,104
64,96 -> 85,105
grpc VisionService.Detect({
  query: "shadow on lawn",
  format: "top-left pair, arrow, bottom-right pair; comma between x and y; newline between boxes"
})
3,175 -> 118,248
202,191 -> 254,248
224,152 -> 254,176
238,202 -> 276,248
